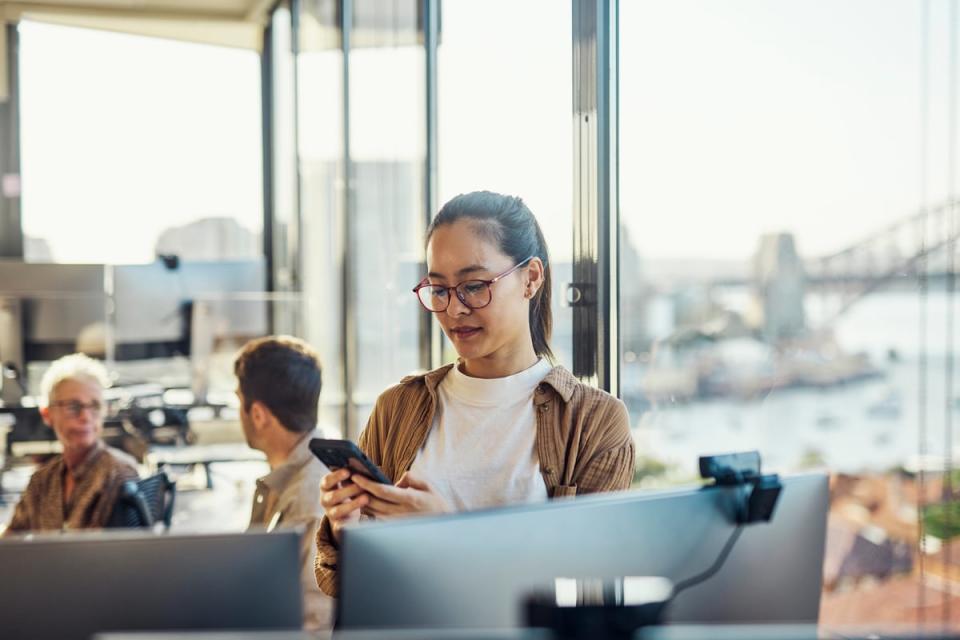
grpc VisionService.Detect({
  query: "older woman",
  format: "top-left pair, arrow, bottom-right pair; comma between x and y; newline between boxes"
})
4,353 -> 139,534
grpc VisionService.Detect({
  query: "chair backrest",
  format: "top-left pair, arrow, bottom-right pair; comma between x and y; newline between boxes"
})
107,470 -> 176,530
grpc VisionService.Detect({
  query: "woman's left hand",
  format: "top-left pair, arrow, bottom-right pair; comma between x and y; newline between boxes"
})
353,471 -> 451,519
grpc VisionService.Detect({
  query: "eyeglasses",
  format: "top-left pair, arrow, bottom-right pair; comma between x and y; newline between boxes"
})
413,256 -> 534,313
50,400 -> 103,418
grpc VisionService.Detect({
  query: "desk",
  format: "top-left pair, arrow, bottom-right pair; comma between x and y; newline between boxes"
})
93,626 -> 960,640
146,443 -> 266,489
97,631 -> 550,640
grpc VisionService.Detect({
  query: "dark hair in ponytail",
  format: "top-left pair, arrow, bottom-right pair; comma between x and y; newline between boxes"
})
427,191 -> 554,361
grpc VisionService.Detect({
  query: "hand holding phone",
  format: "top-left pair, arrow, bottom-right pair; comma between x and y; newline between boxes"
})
313,438 -> 389,544
309,438 -> 391,484
352,470 -> 452,520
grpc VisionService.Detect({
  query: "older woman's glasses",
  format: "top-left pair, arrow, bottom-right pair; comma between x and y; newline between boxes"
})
50,400 -> 103,418
413,256 -> 534,313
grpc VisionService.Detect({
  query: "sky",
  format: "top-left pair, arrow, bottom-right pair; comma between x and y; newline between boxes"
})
15,0 -> 958,265
619,0 -> 954,261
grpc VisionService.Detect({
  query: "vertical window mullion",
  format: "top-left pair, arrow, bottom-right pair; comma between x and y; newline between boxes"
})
572,0 -> 619,394
0,24 -> 23,260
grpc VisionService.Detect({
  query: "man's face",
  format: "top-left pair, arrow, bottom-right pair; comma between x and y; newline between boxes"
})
44,378 -> 105,456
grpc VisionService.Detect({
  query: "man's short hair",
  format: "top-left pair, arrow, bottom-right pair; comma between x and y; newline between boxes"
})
40,353 -> 111,406
234,336 -> 322,434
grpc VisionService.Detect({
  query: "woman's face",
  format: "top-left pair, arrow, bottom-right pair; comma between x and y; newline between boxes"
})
426,219 -> 539,371
42,377 -> 104,457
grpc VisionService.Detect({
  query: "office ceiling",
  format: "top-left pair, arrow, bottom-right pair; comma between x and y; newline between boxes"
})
0,1 -> 274,100
1,1 -> 271,21
0,1 -> 273,50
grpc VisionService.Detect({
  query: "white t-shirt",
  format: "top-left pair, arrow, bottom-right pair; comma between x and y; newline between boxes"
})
409,358 -> 552,511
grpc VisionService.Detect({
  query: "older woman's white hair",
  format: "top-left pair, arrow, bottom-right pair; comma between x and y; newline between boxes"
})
39,353 -> 112,405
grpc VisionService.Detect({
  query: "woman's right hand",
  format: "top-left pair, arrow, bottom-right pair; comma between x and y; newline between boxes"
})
320,468 -> 370,544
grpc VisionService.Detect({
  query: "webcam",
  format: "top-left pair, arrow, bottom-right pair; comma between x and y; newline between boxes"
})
699,450 -> 782,524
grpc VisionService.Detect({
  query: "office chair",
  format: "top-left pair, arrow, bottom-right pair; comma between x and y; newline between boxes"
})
107,470 -> 176,530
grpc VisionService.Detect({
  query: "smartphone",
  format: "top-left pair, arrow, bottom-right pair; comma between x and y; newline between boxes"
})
309,438 -> 392,484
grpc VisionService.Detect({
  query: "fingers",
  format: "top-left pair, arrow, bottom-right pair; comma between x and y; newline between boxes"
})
363,495 -> 408,518
396,471 -> 431,492
321,481 -> 366,511
347,472 -> 448,519
328,492 -> 368,522
352,474 -> 408,502
321,469 -> 371,524
320,468 -> 352,491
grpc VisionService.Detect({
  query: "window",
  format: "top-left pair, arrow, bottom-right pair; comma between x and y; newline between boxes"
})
620,0 -> 956,626
298,3 -> 347,434
298,1 -> 426,436
349,1 -> 426,433
18,21 -> 262,264
439,0 -> 574,367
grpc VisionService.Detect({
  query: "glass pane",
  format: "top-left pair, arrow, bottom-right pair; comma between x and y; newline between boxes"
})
269,5 -> 301,306
439,0 -> 573,368
298,2 -> 347,436
349,0 -> 426,435
0,273 -> 300,533
621,0 -> 957,628
18,21 -> 262,265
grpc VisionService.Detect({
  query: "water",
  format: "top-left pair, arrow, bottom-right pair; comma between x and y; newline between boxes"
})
629,288 -> 960,476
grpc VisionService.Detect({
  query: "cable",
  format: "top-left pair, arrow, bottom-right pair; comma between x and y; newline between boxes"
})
672,525 -> 744,597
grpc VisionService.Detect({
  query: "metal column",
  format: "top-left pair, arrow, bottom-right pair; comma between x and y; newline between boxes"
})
261,17 -> 276,294
0,24 -> 23,259
340,0 -> 359,439
420,0 -> 442,372
572,0 -> 619,395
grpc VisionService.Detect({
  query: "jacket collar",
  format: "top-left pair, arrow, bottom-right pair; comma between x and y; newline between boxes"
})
411,360 -> 577,403
66,439 -> 106,480
540,365 -> 578,403
258,430 -> 318,493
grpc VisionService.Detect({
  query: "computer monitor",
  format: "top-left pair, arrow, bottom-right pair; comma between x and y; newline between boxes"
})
0,530 -> 303,640
337,472 -> 829,629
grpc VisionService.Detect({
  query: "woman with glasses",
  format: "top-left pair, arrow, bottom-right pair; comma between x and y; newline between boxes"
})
316,191 -> 634,597
4,353 -> 139,535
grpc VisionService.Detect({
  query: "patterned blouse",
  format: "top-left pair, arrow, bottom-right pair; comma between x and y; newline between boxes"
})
4,441 -> 139,534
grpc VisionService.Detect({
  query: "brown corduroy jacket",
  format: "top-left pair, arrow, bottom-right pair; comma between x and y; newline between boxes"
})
314,363 -> 635,598
4,441 -> 139,534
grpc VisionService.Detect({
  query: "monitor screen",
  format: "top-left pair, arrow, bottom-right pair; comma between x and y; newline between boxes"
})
0,529 -> 302,640
337,472 -> 829,629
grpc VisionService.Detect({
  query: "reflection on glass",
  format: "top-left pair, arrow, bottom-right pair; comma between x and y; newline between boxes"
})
0,261 -> 295,402
0,274 -> 305,532
297,1 -> 428,437
298,3 -> 346,435
621,0 -> 957,628
349,0 -> 425,435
